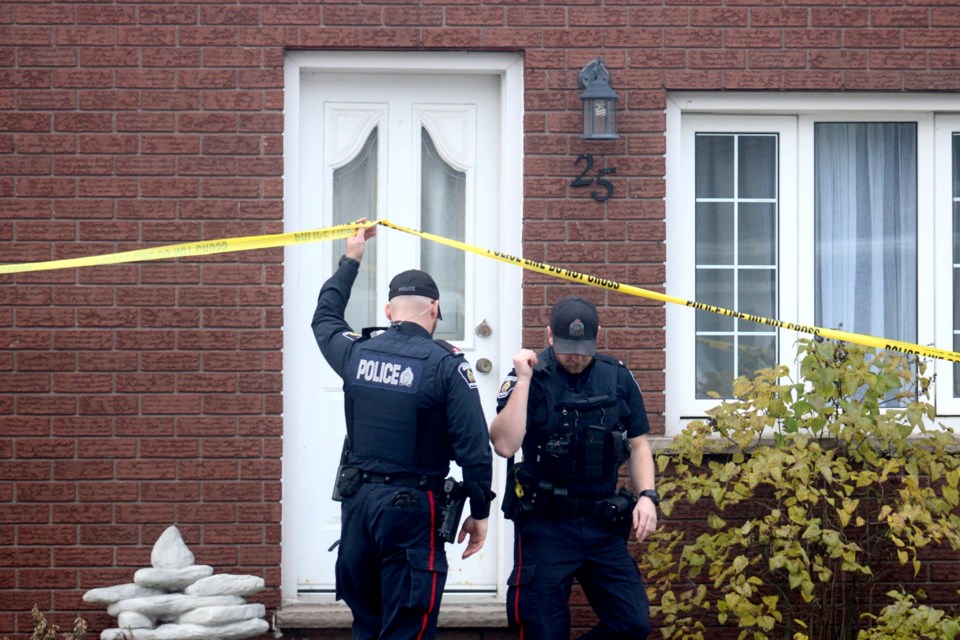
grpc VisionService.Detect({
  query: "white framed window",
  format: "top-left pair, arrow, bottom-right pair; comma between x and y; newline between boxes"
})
935,115 -> 960,416
666,94 -> 958,433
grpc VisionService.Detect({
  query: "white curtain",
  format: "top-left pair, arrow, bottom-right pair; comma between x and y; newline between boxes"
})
814,122 -> 917,343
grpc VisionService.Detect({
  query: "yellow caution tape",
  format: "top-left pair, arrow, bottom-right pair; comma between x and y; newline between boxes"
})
2,217 -> 959,364
0,222 -> 374,276
378,219 -> 960,365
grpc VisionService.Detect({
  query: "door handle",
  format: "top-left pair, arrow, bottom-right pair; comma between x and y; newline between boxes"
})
475,358 -> 493,374
475,319 -> 492,338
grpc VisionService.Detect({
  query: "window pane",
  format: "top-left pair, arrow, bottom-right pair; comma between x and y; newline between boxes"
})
420,129 -> 466,341
737,269 -> 776,332
333,128 -> 378,331
954,133 -> 960,395
954,201 -> 960,264
954,267 -> 960,353
954,134 -> 960,200
694,132 -> 779,399
814,122 -> 917,344
696,135 -> 734,199
738,136 -> 777,199
955,334 -> 960,399
695,269 -> 734,332
695,202 -> 734,265
738,203 -> 777,265
696,336 -> 734,399
738,335 -> 777,378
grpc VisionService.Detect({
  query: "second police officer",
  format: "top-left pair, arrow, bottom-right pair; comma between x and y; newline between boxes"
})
490,295 -> 657,640
312,222 -> 495,640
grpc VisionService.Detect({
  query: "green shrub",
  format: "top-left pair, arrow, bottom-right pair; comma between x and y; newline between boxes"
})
645,338 -> 960,639
859,590 -> 960,640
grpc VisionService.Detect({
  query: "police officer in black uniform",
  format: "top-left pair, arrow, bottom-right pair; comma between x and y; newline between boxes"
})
312,222 -> 494,640
490,295 -> 657,640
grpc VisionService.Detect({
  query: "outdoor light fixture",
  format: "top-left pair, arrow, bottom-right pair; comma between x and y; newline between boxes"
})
579,58 -> 619,140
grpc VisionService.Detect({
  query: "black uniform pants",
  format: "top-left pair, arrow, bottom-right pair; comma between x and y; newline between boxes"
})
506,513 -> 652,640
336,483 -> 448,640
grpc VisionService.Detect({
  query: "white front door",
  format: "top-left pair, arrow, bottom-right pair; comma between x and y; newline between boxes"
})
283,53 -> 522,598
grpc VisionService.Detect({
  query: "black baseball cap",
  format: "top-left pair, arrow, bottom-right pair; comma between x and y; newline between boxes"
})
550,296 -> 599,356
388,269 -> 442,319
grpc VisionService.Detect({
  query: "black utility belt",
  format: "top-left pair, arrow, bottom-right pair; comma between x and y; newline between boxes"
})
335,466 -> 448,498
544,490 -> 617,518
357,470 -> 447,493
503,463 -> 637,530
335,468 -> 465,544
527,486 -> 635,520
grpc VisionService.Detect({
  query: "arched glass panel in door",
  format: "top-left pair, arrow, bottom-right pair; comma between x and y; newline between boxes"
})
420,128 -> 466,341
332,128 -> 378,331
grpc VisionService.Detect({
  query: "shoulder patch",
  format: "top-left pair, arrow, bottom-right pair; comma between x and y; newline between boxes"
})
497,375 -> 518,400
435,338 -> 464,356
341,331 -> 361,341
458,361 -> 478,389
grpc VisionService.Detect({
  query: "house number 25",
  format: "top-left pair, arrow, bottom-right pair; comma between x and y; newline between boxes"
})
570,153 -> 616,202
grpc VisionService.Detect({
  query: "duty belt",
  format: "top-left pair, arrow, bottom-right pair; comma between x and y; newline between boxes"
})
359,471 -> 446,493
533,485 -> 609,518
511,466 -> 637,528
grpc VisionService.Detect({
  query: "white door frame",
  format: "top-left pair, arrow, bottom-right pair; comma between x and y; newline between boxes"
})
282,51 -> 524,602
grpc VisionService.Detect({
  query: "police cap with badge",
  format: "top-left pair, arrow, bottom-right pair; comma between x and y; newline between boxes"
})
388,269 -> 443,320
550,296 -> 599,356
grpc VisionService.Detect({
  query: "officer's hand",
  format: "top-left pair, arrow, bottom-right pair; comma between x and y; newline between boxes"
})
345,218 -> 376,262
512,349 -> 538,381
633,497 -> 658,543
457,516 -> 487,560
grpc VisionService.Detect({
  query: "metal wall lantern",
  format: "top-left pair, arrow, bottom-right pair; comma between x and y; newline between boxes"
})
579,59 -> 619,140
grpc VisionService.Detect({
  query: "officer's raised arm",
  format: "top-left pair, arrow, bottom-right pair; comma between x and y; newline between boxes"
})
489,349 -> 538,458
311,222 -> 376,375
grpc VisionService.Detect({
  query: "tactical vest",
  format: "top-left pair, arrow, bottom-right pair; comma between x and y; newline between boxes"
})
522,354 -> 628,496
343,327 -> 453,476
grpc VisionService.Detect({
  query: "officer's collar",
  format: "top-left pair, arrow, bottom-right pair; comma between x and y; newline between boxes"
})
534,347 -> 555,373
389,321 -> 433,339
361,326 -> 389,339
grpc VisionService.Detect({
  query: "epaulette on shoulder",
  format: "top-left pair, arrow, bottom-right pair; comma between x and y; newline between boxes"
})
594,353 -> 625,367
434,339 -> 465,357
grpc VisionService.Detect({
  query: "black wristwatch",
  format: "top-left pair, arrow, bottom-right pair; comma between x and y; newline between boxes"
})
637,489 -> 660,507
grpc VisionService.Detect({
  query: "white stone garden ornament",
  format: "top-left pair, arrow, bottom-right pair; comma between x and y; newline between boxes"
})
83,526 -> 268,640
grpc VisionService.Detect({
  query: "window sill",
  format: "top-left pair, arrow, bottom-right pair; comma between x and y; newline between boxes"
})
275,594 -> 508,630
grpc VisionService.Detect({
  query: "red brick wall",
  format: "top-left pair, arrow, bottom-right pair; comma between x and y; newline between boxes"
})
2,1 -> 959,638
